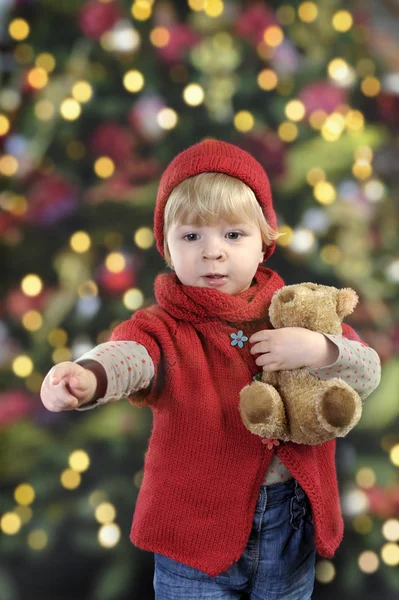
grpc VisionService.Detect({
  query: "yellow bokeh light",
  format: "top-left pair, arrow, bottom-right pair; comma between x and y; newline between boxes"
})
134,226 -> 154,249
320,244 -> 341,265
98,523 -> 121,548
123,70 -> 145,93
48,328 -> 68,348
9,19 -> 30,41
35,53 -> 56,73
157,107 -> 178,130
131,1 -> 152,21
1,512 -> 22,535
14,505 -> 33,524
298,2 -> 318,23
328,58 -> 350,82
69,450 -> 91,472
355,146 -> 373,162
27,529 -> 48,550
94,156 -> 115,179
70,231 -> 91,253
382,519 -> 399,542
0,155 -> 19,176
60,469 -> 81,490
285,99 -> 306,122
95,502 -> 116,524
60,98 -> 81,121
27,67 -> 48,90
263,26 -> 284,47
314,181 -> 336,204
276,225 -> 293,247
358,551 -> 379,573
21,274 -> 43,296
105,252 -> 126,273
150,27 -> 171,47
390,444 -> 399,466
72,81 -> 93,103
356,467 -> 376,489
361,76 -> 381,97
22,310 -> 43,332
14,43 -> 34,64
188,0 -> 206,11
257,69 -> 278,91
276,5 -> 295,26
204,0 -> 224,18
309,109 -> 327,130
123,288 -> 144,311
0,114 -> 10,136
234,110 -> 254,132
15,484 -> 35,506
345,110 -> 365,132
4,194 -> 27,216
52,347 -> 72,364
321,113 -> 346,142
353,160 -> 372,180
12,355 -> 34,378
381,543 -> 399,566
34,100 -> 55,121
306,167 -> 325,186
78,280 -> 99,297
332,10 -> 353,33
278,121 -> 298,142
353,514 -> 373,535
315,559 -> 335,583
183,83 -> 205,106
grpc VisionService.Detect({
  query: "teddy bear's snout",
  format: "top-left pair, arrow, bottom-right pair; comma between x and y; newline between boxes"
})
280,290 -> 295,304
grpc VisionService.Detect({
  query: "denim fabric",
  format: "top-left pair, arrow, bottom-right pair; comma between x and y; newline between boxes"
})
153,479 -> 316,599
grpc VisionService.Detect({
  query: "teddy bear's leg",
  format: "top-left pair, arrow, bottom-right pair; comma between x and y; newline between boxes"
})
318,378 -> 363,435
239,379 -> 289,440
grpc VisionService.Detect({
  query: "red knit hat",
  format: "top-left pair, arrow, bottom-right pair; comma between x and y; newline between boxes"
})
154,139 -> 278,261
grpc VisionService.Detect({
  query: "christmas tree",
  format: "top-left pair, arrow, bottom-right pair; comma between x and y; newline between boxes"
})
0,1 -> 398,599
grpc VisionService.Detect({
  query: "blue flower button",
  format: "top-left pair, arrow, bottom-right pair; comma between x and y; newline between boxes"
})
230,330 -> 248,348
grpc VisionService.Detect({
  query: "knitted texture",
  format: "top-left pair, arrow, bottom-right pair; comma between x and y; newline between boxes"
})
154,139 -> 277,261
110,265 -> 363,576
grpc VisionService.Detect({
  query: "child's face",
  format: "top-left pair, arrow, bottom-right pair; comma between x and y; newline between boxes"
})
166,218 -> 265,295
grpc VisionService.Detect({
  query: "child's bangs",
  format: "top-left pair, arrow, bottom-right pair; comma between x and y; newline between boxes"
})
164,173 -> 262,228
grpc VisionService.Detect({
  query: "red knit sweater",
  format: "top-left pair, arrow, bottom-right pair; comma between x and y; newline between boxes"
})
111,266 -> 363,577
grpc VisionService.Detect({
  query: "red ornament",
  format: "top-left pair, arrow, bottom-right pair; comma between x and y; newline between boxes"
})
376,92 -> 399,129
90,123 -> 134,166
98,261 -> 137,295
79,0 -> 121,40
0,390 -> 36,428
5,287 -> 53,320
26,173 -> 78,225
238,132 -> 286,181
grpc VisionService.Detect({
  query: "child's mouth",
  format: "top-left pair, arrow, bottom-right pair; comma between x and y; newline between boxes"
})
203,275 -> 228,286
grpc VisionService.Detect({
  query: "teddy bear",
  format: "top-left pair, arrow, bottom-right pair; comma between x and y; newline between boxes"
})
239,282 -> 363,446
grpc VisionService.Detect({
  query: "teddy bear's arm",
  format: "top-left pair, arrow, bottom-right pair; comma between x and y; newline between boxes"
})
305,334 -> 381,401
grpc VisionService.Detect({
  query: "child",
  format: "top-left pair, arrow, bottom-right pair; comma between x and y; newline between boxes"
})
41,140 -> 381,600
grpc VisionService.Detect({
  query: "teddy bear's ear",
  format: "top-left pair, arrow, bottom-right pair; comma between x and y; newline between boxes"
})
336,288 -> 359,319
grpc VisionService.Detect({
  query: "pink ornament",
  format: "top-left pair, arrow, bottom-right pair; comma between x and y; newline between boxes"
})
234,2 -> 277,46
79,0 -> 121,40
156,24 -> 201,64
0,390 -> 35,428
300,82 -> 347,118
5,287 -> 53,320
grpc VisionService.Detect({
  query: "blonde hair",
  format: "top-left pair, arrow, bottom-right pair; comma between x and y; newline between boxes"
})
163,172 -> 281,267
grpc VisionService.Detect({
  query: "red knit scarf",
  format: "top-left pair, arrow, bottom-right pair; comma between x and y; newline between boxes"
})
154,265 -> 285,324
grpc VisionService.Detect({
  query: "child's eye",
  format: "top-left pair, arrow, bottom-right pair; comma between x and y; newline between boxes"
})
227,232 -> 242,240
183,233 -> 199,241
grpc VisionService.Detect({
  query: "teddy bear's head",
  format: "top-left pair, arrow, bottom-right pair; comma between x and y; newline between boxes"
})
269,283 -> 359,334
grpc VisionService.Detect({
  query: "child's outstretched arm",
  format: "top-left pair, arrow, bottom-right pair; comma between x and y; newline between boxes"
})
40,342 -> 154,412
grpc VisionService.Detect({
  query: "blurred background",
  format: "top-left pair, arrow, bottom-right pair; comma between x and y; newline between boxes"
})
0,0 -> 398,599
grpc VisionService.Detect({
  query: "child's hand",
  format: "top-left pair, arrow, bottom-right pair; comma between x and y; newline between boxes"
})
40,362 -> 97,412
249,327 -> 338,372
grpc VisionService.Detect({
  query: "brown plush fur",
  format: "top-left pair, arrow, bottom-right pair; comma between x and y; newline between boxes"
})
239,283 -> 363,445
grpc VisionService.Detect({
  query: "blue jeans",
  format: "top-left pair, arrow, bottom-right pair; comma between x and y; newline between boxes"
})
153,478 -> 316,599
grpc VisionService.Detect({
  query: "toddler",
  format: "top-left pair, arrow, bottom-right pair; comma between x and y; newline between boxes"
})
41,140 -> 381,599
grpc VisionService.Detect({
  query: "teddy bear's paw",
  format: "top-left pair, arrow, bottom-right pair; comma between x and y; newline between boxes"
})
239,381 -> 288,438
319,384 -> 362,434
